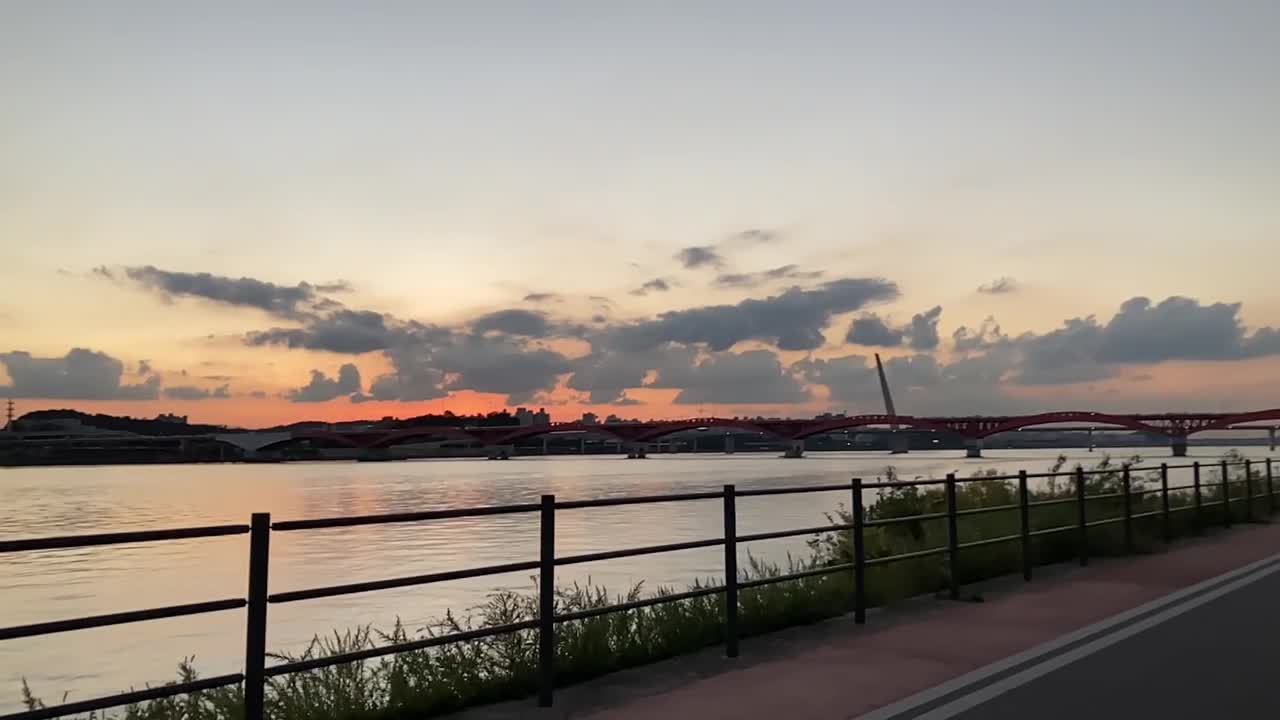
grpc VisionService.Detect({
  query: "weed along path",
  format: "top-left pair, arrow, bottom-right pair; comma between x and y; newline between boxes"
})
455,521 -> 1280,720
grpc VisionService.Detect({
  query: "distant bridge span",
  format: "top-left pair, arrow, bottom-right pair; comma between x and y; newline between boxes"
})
258,409 -> 1280,457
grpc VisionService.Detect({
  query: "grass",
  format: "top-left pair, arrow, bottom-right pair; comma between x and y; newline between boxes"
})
19,452 -> 1276,719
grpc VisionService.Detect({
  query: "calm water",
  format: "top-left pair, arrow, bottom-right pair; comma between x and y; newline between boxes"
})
2,447 -> 1273,709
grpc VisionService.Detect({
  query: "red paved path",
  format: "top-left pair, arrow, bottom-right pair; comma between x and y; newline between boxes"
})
576,522 -> 1280,720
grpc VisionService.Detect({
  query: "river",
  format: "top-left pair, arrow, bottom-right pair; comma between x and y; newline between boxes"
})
2,447 -> 1273,709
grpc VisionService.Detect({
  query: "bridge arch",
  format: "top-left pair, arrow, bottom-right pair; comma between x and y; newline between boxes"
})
791,415 -> 956,439
366,427 -> 484,448
629,418 -> 784,443
1196,408 -> 1280,434
975,412 -> 1167,439
255,430 -> 363,453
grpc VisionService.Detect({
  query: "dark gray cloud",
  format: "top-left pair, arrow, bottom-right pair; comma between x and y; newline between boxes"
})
121,266 -> 341,320
1015,317 -> 1114,385
727,228 -> 783,246
630,278 -> 672,296
608,278 -> 899,352
714,264 -> 823,289
952,317 -> 1008,353
249,390 -> 268,399
362,332 -> 573,405
567,344 -> 696,404
137,359 -> 154,376
0,348 -> 161,400
523,292 -> 562,303
471,309 -> 552,337
846,306 -> 942,350
795,351 -> 1028,414
1096,296 -> 1249,363
978,277 -> 1019,294
434,336 -> 573,404
1245,327 -> 1280,357
314,280 -> 354,293
1009,296 -> 1280,385
164,384 -> 231,400
287,364 -> 362,403
650,350 -> 810,405
246,310 -> 401,354
908,306 -> 943,350
675,246 -> 725,270
846,315 -> 904,347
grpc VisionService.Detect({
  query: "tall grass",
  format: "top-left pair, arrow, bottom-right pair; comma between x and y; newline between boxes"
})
20,453 -> 1273,719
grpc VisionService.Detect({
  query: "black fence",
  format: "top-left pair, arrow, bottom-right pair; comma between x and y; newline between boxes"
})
2,458 -> 1274,720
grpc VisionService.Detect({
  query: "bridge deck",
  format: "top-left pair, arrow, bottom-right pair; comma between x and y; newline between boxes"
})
454,521 -> 1280,720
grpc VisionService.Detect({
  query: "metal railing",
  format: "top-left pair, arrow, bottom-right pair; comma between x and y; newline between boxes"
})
2,458 -> 1274,719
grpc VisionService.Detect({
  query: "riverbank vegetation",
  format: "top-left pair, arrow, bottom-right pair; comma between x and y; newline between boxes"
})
20,452 -> 1272,719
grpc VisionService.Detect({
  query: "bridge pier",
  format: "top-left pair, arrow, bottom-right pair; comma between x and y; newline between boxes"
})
724,434 -> 735,454
965,438 -> 983,458
1270,427 -> 1276,452
888,433 -> 909,454
783,439 -> 805,459
1170,437 -> 1188,457
486,444 -> 515,460
542,436 -> 549,455
625,443 -> 648,459
1088,427 -> 1095,452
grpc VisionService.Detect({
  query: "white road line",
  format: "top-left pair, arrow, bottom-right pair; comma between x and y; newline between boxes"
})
857,550 -> 1280,720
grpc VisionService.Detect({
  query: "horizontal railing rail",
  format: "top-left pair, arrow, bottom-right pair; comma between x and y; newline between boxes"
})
1,458 -> 1272,720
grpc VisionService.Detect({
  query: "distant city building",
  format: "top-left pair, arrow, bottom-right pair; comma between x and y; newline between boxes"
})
581,412 -> 599,425
605,414 -> 623,424
514,407 -> 551,426
156,413 -> 188,424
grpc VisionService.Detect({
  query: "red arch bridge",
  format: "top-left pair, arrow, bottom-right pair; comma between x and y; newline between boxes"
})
250,409 -> 1280,459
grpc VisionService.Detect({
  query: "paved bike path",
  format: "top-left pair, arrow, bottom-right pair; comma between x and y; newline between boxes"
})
535,522 -> 1280,719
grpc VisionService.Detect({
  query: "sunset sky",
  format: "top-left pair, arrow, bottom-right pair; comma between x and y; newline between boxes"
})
2,3 -> 1278,428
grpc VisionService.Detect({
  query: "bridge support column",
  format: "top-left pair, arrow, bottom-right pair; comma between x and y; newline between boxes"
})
625,443 -> 647,459
724,434 -> 735,454
486,444 -> 515,460
783,440 -> 805,459
542,436 -> 549,455
580,436 -> 586,454
888,433 -> 909,454
1088,427 -> 1095,452
1171,437 -> 1188,457
965,438 -> 983,458
1270,427 -> 1276,452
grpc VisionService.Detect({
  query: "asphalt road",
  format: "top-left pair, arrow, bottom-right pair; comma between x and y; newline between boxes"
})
944,563 -> 1280,719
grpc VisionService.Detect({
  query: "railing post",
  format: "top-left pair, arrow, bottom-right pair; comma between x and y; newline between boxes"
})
1122,466 -> 1134,554
1221,460 -> 1231,528
1244,460 -> 1254,522
538,495 -> 555,707
852,478 -> 866,623
1193,462 -> 1203,533
1018,470 -> 1031,581
945,473 -> 960,600
723,484 -> 739,658
1075,466 -> 1088,566
244,513 -> 270,720
1268,459 -> 1275,515
1160,463 -> 1171,544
